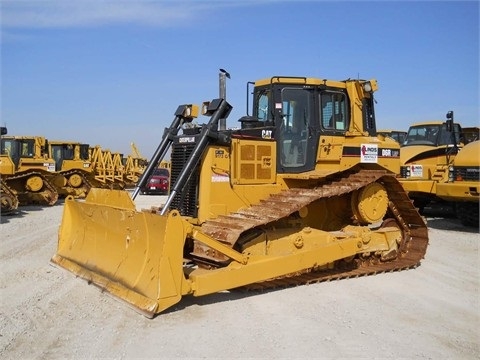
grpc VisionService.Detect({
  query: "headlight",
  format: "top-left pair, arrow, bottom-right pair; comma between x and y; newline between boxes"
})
400,166 -> 410,178
448,166 -> 454,182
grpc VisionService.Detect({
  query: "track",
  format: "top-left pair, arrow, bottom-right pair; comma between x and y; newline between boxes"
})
1,179 -> 19,214
193,169 -> 429,288
58,169 -> 93,198
4,171 -> 59,206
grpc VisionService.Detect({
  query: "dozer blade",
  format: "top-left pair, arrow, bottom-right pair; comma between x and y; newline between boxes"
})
51,188 -> 188,318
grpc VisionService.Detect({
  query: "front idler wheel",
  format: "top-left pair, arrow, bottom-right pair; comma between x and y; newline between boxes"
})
351,182 -> 389,225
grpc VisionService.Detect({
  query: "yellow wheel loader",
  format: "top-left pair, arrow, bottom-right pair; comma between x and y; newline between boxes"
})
51,72 -> 428,318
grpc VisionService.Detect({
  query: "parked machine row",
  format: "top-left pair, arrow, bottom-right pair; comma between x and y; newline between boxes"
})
0,130 -> 153,214
2,99 -> 476,226
377,129 -> 408,144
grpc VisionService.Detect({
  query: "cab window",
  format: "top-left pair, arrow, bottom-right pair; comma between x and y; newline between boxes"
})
1,139 -> 13,155
320,92 -> 347,131
256,91 -> 270,122
21,140 -> 34,157
80,144 -> 90,160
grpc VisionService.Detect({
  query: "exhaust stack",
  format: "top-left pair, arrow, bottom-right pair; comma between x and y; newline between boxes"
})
218,68 -> 230,130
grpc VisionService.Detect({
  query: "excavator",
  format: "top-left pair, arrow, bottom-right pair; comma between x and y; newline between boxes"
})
51,72 -> 428,318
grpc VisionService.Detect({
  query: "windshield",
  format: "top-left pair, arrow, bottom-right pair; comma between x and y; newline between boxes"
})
153,168 -> 169,177
403,124 -> 459,146
395,132 -> 407,144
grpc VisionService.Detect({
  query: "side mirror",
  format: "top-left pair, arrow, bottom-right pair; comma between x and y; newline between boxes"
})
0,127 -> 7,135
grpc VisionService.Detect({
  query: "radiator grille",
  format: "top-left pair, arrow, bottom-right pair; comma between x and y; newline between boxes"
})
453,166 -> 480,182
170,141 -> 199,217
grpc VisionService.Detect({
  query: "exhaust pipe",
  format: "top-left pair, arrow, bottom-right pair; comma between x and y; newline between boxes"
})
218,68 -> 230,130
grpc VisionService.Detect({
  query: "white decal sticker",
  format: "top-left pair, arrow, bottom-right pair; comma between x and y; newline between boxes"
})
211,175 -> 230,183
410,165 -> 423,177
179,137 -> 195,143
45,163 -> 56,172
360,144 -> 378,163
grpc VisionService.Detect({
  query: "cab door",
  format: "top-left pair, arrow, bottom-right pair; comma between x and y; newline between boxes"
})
275,87 -> 316,173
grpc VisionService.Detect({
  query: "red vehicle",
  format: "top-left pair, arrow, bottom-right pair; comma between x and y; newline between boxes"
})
141,168 -> 170,195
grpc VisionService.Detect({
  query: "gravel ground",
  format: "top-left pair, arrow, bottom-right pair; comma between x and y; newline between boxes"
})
0,195 -> 479,359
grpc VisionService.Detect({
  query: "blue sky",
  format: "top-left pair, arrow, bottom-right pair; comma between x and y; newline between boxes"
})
1,0 -> 479,158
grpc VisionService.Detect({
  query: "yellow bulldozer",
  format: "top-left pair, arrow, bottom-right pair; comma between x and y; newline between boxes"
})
0,133 -> 61,209
0,126 -> 19,214
51,72 -> 428,318
48,140 -> 95,198
49,141 -> 134,198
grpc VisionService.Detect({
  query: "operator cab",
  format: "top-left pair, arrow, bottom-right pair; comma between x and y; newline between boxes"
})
1,137 -> 39,167
402,122 -> 462,147
237,76 -> 369,173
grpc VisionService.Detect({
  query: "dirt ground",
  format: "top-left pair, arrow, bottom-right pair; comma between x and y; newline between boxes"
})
0,195 -> 479,359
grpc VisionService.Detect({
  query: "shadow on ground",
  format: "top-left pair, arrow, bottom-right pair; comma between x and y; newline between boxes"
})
423,204 -> 479,233
1,199 -> 65,224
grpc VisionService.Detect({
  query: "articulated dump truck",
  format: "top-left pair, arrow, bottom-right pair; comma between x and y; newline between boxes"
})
398,111 -> 478,214
51,73 -> 428,318
436,139 -> 480,227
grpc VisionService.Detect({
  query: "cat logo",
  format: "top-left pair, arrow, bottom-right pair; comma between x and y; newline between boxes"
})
262,130 -> 272,139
